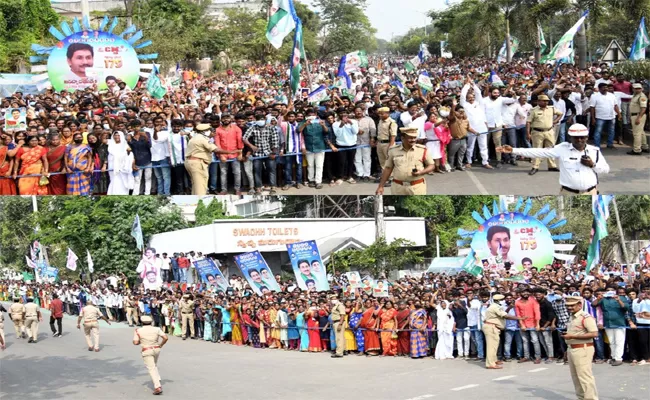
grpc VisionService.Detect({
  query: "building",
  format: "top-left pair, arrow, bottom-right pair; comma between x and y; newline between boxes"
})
50,0 -> 264,20
171,195 -> 283,222
149,217 -> 427,276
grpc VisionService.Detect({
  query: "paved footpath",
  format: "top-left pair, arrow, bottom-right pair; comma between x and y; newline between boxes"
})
277,145 -> 649,195
1,304 -> 647,400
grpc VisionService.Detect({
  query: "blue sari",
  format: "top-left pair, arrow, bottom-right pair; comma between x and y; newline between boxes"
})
203,310 -> 213,341
218,306 -> 232,336
297,312 -> 309,351
349,311 -> 365,353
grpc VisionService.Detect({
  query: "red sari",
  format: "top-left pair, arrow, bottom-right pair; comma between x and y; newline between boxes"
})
396,309 -> 411,356
379,308 -> 397,356
306,312 -> 322,352
15,146 -> 48,195
0,146 -> 16,195
360,307 -> 380,353
46,145 -> 67,195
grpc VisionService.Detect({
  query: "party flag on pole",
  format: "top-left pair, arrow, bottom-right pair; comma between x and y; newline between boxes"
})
586,195 -> 613,274
131,214 -> 144,251
266,0 -> 297,49
630,17 -> 649,61
66,248 -> 78,271
86,250 -> 94,273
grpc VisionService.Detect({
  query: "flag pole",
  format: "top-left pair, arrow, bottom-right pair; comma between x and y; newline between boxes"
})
303,47 -> 313,92
612,197 -> 629,263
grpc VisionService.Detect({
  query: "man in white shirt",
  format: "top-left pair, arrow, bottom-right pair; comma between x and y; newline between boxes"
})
500,93 -> 519,166
161,253 -> 171,284
482,86 -> 516,167
149,117 -> 172,195
498,123 -> 610,194
460,81 -> 490,168
354,106 -> 377,180
169,119 -> 190,195
590,83 -> 621,149
515,94 -> 532,148
400,101 -> 427,140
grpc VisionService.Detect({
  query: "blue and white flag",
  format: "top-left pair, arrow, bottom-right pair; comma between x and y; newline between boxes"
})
489,71 -> 504,87
307,85 -> 329,104
417,71 -> 433,92
586,195 -> 613,273
630,17 -> 649,61
337,50 -> 368,89
546,12 -> 588,62
131,214 -> 144,251
418,43 -> 431,62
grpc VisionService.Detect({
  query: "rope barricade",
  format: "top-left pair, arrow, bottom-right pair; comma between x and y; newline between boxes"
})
3,124 -> 529,179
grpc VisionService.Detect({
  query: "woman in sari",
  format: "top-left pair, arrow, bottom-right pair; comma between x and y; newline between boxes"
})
12,136 -> 49,195
409,301 -> 428,358
107,131 -> 135,195
349,300 -> 365,354
434,300 -> 456,360
306,309 -> 322,352
64,133 -> 93,195
296,305 -> 309,351
46,133 -> 67,195
0,134 -> 16,195
268,303 -> 280,348
60,126 -> 74,146
396,301 -> 412,356
360,299 -> 381,356
256,305 -> 268,348
229,301 -> 243,345
243,308 -> 260,348
203,307 -> 213,341
343,301 -> 357,353
379,300 -> 398,356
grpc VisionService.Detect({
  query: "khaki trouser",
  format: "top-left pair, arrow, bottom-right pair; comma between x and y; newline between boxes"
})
568,346 -> 599,400
377,142 -> 390,169
482,324 -> 501,368
490,127 -> 503,162
142,348 -> 162,389
390,180 -> 427,195
185,159 -> 209,195
632,114 -> 648,153
126,307 -> 139,326
0,322 -> 5,343
11,316 -> 24,337
333,321 -> 346,356
181,313 -> 195,338
531,130 -> 557,169
25,317 -> 39,341
84,322 -> 100,350
560,187 -> 598,196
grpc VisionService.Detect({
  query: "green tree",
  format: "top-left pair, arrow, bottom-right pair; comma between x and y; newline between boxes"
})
194,198 -> 237,226
0,197 -> 188,282
314,0 -> 377,57
326,238 -> 424,276
0,0 -> 59,71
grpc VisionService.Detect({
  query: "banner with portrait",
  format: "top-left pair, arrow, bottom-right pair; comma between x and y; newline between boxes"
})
47,30 -> 140,92
361,275 -> 374,295
286,240 -> 329,292
4,107 -> 26,132
234,251 -> 280,295
136,247 -> 162,291
37,260 -> 58,282
193,258 -> 229,292
372,279 -> 389,297
470,212 -> 555,271
344,271 -> 362,289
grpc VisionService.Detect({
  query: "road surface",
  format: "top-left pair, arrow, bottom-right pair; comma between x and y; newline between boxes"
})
0,304 -> 646,400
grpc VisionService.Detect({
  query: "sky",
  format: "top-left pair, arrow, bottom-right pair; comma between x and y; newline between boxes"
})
303,0 -> 450,40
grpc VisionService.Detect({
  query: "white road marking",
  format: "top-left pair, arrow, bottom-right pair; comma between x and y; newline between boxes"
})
451,384 -> 479,391
466,169 -> 489,194
492,375 -> 517,381
528,368 -> 547,372
403,395 -> 436,400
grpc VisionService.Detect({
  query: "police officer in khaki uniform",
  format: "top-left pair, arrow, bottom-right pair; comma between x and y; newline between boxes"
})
179,294 -> 195,340
376,127 -> 435,195
329,294 -> 346,358
126,293 -> 139,327
185,123 -> 237,195
482,294 -> 527,369
562,296 -> 599,400
133,315 -> 168,395
24,297 -> 42,343
628,83 -> 648,155
77,299 -> 111,352
526,94 -> 563,175
9,297 -> 26,339
376,107 -> 398,184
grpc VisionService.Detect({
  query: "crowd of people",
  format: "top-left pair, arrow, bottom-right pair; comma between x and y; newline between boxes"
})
0,57 -> 647,196
2,254 -> 649,368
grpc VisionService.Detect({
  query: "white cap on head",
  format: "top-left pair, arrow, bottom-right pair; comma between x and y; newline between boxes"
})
568,123 -> 589,137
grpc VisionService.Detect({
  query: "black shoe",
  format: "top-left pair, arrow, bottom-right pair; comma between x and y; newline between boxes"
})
28,339 -> 33,343
182,337 -> 187,341
548,167 -> 560,172
331,354 -> 344,358
643,148 -> 650,153
509,159 -> 518,166
627,151 -> 642,155
606,145 -> 616,150
528,168 -> 538,176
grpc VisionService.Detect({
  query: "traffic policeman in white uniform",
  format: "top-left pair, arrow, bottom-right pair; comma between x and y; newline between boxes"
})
498,124 -> 610,195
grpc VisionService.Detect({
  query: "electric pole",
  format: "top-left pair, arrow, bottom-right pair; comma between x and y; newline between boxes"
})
612,197 -> 629,263
374,195 -> 385,241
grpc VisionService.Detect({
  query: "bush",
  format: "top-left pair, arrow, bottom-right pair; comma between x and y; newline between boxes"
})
613,60 -> 650,81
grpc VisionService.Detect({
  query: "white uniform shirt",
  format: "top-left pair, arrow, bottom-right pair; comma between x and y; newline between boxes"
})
512,143 -> 610,191
589,92 -> 618,120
